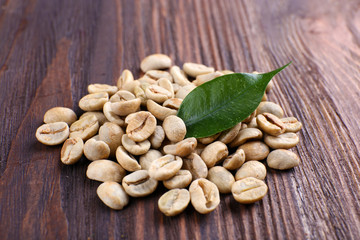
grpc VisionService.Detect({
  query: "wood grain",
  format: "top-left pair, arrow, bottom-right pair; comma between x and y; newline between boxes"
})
1,0 -> 360,239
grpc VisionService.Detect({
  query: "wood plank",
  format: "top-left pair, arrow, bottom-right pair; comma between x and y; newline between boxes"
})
0,0 -> 359,239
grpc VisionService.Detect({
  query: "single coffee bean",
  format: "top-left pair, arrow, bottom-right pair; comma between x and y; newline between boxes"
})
60,137 -> 84,165
159,80 -> 172,92
139,149 -> 163,170
88,83 -> 118,96
83,138 -> 110,161
264,133 -> 299,149
44,107 -> 77,125
261,93 -> 267,101
140,54 -> 172,72
137,75 -> 157,86
97,182 -> 129,210
145,84 -> 173,104
182,153 -> 208,180
207,166 -> 235,194
235,161 -> 267,180
247,118 -> 258,128
219,70 -> 234,75
122,134 -> 151,155
86,160 -> 126,182
147,100 -> 177,121
158,189 -> 190,216
98,122 -> 124,156
163,115 -> 186,143
197,132 -> 221,145
183,62 -> 214,78
218,123 -> 242,144
170,66 -> 191,86
158,81 -> 175,96
117,69 -> 134,90
122,170 -> 158,197
109,89 -> 134,101
138,77 -> 160,87
189,178 -> 220,214
163,138 -> 197,157
239,141 -> 269,161
232,177 -> 268,204
256,101 -> 284,118
267,149 -> 300,170
145,70 -> 173,82
109,92 -> 141,117
112,90 -> 136,102
158,78 -> 174,96
242,110 -> 256,123
133,84 -> 147,105
163,98 -> 183,110
222,148 -> 245,170
229,128 -> 263,148
115,146 -> 141,172
175,84 -> 196,99
79,92 -> 109,111
103,102 -> 126,126
148,154 -> 183,181
140,76 -> 158,85
163,170 -> 192,189
139,78 -> 154,86
69,115 -> 99,141
256,113 -> 286,136
139,76 -> 161,86
266,80 -> 274,92
240,123 -> 248,130
36,122 -> 69,145
138,76 -> 157,88
193,71 -> 223,86
125,111 -> 157,142
201,141 -> 228,168
149,125 -> 166,149
80,111 -> 108,126
121,79 -> 140,94
281,117 -> 302,133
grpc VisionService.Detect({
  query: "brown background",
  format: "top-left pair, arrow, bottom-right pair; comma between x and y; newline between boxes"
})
1,0 -> 360,239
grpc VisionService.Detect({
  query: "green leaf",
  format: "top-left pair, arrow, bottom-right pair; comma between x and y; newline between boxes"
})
177,63 -> 291,138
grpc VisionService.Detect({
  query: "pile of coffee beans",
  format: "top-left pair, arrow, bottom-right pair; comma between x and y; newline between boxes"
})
36,54 -> 302,216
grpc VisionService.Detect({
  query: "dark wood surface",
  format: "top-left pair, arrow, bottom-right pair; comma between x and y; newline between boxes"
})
1,0 -> 360,239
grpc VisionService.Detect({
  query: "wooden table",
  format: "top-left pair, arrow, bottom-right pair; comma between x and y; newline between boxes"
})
1,0 -> 359,239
